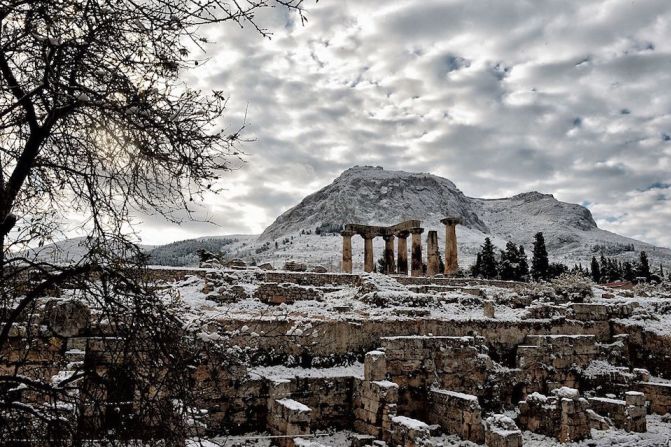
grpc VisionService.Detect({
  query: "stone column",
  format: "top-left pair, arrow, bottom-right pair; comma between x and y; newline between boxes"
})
410,228 -> 424,277
341,230 -> 353,273
383,234 -> 396,274
396,231 -> 409,275
427,230 -> 439,276
363,235 -> 375,273
441,217 -> 462,275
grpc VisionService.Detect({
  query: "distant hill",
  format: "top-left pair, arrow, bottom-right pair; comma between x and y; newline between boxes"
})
146,236 -> 239,266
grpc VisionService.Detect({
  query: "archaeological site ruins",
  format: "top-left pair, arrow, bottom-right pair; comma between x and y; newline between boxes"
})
3,216 -> 671,446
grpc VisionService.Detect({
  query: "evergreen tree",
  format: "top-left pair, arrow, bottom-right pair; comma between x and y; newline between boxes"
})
471,253 -> 482,277
638,251 -> 651,279
548,262 -> 569,279
623,261 -> 635,282
600,254 -> 610,282
531,232 -> 549,281
480,237 -> 498,279
499,241 -> 521,281
376,256 -> 386,274
518,246 -> 529,280
590,256 -> 601,283
438,254 -> 445,274
660,264 -> 665,279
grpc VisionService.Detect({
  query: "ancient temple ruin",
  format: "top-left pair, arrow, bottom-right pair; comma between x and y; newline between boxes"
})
341,218 -> 462,276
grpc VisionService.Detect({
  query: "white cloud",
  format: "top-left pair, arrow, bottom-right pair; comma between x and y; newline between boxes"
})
135,0 -> 671,248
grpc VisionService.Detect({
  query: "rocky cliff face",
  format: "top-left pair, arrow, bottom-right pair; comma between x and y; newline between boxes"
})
258,166 -> 670,266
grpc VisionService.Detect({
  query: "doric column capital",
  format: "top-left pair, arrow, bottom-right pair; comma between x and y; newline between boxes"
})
395,230 -> 410,239
382,234 -> 395,242
340,230 -> 354,237
441,217 -> 463,226
409,227 -> 424,235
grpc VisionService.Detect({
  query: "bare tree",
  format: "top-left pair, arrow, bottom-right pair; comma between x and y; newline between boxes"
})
0,0 -> 308,444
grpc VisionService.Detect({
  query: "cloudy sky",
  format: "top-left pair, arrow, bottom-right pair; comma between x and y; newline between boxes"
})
137,0 -> 671,248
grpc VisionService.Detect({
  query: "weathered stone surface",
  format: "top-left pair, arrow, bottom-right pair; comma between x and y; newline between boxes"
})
637,382 -> 671,415
429,389 -> 484,443
518,388 -> 590,443
42,299 -> 90,337
484,415 -> 522,447
254,282 -> 323,305
588,391 -> 646,433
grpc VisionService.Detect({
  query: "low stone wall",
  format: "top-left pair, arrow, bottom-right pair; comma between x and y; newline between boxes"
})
429,389 -> 484,443
588,392 -> 646,432
381,336 -> 491,391
254,282 -> 323,305
518,388 -> 590,443
217,318 -> 611,368
637,382 -> 671,415
268,398 -> 312,447
379,336 -> 495,417
395,276 -> 524,289
612,322 -> 671,379
352,379 -> 399,438
406,285 -> 484,296
258,271 -> 362,287
484,415 -> 523,447
387,415 -> 430,447
572,303 -> 636,321
516,335 -> 598,370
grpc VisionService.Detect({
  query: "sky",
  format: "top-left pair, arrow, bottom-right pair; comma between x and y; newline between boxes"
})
135,0 -> 671,248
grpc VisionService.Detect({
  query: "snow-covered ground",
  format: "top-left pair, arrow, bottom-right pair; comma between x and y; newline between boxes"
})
191,417 -> 671,446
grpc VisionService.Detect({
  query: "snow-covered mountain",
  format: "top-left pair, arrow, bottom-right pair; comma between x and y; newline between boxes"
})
254,166 -> 671,269
29,166 -> 671,270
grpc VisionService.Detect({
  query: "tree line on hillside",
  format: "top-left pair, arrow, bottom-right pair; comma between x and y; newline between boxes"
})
589,252 -> 666,283
470,232 -> 667,283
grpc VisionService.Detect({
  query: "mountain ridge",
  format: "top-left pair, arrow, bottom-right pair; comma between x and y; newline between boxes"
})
255,165 -> 669,268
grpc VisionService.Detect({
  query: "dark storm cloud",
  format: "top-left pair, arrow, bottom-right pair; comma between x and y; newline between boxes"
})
135,0 -> 671,247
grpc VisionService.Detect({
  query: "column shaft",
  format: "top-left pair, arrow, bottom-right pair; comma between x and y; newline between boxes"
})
397,233 -> 409,275
445,224 -> 458,274
410,229 -> 424,277
427,230 -> 439,276
364,237 -> 374,273
341,232 -> 353,273
383,235 -> 396,274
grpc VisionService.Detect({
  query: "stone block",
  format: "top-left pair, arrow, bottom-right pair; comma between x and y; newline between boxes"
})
365,351 -> 387,382
485,415 -> 522,447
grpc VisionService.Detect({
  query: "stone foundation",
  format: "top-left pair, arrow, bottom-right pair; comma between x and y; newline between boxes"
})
588,391 -> 646,432
429,389 -> 484,443
518,387 -> 590,443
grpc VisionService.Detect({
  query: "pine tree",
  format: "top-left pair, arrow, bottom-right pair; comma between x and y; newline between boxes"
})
376,256 -> 385,274
480,238 -> 498,279
471,253 -> 482,277
438,254 -> 445,274
623,261 -> 635,282
499,241 -> 521,281
531,232 -> 549,281
591,256 -> 601,283
638,251 -> 651,280
660,264 -> 665,278
518,246 -> 529,280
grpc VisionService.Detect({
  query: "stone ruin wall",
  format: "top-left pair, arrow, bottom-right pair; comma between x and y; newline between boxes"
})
4,268 -> 671,446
